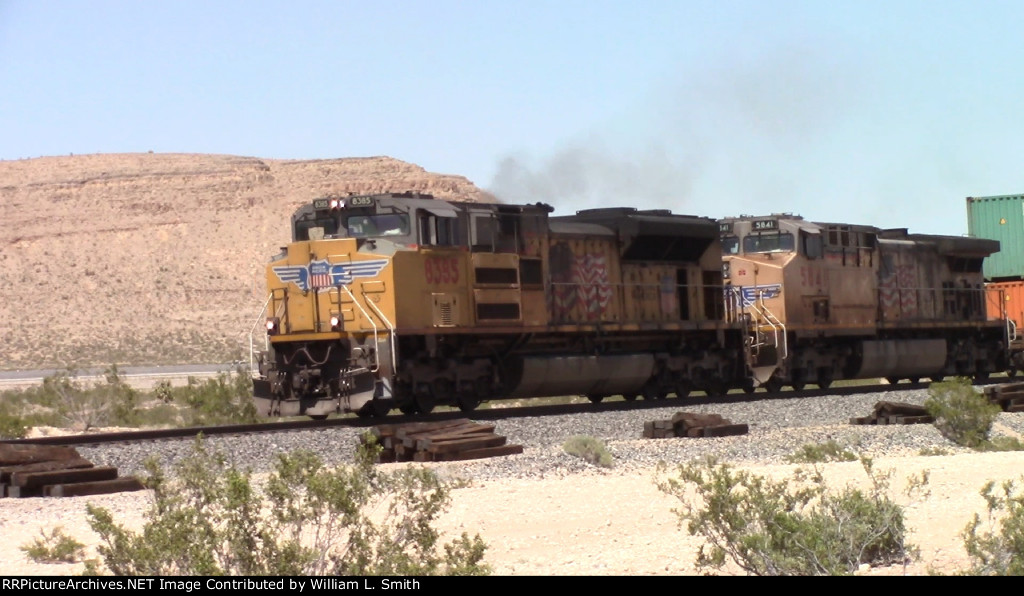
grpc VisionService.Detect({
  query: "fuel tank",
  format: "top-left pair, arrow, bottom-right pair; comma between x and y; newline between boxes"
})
504,354 -> 656,398
856,339 -> 946,378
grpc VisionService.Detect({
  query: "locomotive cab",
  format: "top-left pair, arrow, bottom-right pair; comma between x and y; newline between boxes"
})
254,192 -> 474,418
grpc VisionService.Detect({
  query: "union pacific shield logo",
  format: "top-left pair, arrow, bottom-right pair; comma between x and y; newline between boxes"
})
727,284 -> 783,308
273,259 -> 389,292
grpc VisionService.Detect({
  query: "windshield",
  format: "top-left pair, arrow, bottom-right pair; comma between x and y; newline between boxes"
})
742,232 -> 795,254
294,215 -> 339,241
721,235 -> 739,255
345,214 -> 410,238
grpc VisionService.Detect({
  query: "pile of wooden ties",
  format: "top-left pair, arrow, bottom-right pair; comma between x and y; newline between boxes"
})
983,382 -> 1024,412
0,444 -> 145,498
643,412 -> 749,439
365,418 -> 524,463
850,401 -> 934,425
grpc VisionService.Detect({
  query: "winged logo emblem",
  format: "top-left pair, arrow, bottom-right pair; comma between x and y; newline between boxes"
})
727,284 -> 783,307
273,259 -> 390,292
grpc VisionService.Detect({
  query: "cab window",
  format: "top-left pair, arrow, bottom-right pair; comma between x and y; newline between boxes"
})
346,214 -> 410,238
802,232 -> 823,259
294,215 -> 338,241
419,214 -> 458,246
742,232 -> 795,254
721,235 -> 739,255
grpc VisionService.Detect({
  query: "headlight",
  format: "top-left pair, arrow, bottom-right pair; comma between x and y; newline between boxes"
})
330,314 -> 341,330
330,198 -> 341,209
266,317 -> 280,335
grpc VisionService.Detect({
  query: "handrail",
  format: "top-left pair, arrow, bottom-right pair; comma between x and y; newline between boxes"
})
1000,286 -> 1017,343
248,292 -> 274,377
362,292 -> 398,374
745,290 -> 787,360
341,285 -> 381,373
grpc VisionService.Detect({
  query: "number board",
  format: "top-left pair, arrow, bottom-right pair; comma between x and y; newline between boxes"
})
312,198 -> 330,210
718,222 -> 733,234
348,196 -> 375,207
751,219 -> 778,231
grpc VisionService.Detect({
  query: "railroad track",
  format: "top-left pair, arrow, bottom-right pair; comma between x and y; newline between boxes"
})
1,379 -> 975,448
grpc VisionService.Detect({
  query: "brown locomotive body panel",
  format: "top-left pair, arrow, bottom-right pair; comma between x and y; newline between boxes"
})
720,214 -> 1007,390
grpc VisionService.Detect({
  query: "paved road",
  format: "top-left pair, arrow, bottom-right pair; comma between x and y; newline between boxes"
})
0,363 -> 243,390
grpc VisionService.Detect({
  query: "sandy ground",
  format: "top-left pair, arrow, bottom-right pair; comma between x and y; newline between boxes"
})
2,449 -> 1023,576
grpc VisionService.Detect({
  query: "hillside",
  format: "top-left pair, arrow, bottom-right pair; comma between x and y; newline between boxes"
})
0,153 -> 491,370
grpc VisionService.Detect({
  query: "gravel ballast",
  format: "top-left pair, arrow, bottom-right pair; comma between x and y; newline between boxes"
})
77,387 -> 1024,481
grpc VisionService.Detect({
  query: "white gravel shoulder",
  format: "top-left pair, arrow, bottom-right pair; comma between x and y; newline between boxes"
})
4,386 -> 1024,575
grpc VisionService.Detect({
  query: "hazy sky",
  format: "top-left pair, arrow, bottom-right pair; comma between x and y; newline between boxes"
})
2,0 -> 1022,236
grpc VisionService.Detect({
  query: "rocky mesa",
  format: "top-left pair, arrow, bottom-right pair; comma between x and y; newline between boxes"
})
0,153 -> 491,370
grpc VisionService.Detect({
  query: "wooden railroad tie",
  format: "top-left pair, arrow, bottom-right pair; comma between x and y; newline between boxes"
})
0,444 -> 145,498
364,418 -> 524,463
850,401 -> 935,426
643,412 -> 749,439
984,383 -> 1024,413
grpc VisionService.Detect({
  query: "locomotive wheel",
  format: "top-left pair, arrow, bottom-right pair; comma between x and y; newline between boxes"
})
817,368 -> 833,389
974,371 -> 990,382
309,414 -> 328,421
622,394 -> 638,401
705,380 -> 727,397
641,384 -> 661,401
356,400 -> 390,418
885,377 -> 901,386
929,374 -> 945,383
586,394 -> 605,404
1008,368 -> 1018,378
398,401 -> 419,415
790,370 -> 806,392
414,394 -> 436,414
675,381 -> 692,398
741,379 -> 756,394
908,377 -> 920,385
371,400 -> 391,417
763,378 -> 783,394
456,393 -> 480,412
432,378 -> 454,405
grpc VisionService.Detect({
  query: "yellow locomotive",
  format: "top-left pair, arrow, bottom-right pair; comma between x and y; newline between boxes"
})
252,192 -> 752,418
251,193 -> 1014,419
720,214 -> 1010,392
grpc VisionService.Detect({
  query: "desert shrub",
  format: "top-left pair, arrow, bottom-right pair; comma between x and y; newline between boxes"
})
17,366 -> 142,431
978,436 -> 1024,452
786,439 -> 858,464
657,457 -> 920,575
85,437 -> 488,576
0,414 -> 27,439
132,403 -> 184,428
20,527 -> 86,564
924,378 -> 1001,449
153,380 -> 174,404
563,435 -> 614,468
962,478 -> 1024,575
101,365 -> 141,426
918,446 -> 950,457
0,398 -> 28,439
177,371 -> 258,426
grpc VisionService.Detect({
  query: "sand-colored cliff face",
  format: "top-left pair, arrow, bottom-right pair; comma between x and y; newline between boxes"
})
0,153 -> 490,369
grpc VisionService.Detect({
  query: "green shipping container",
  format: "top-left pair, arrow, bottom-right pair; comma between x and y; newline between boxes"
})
967,194 -> 1024,281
